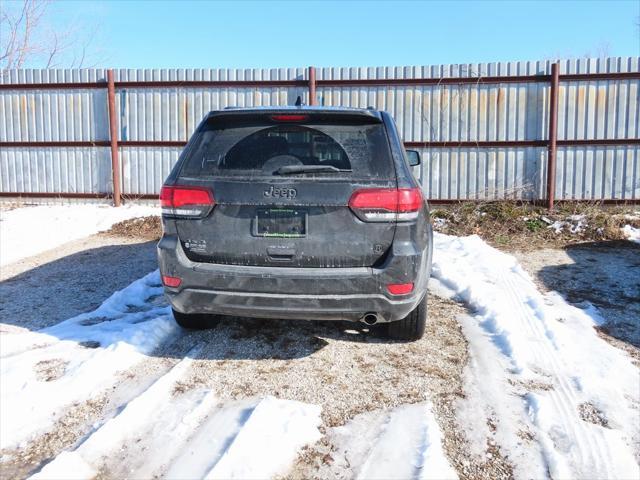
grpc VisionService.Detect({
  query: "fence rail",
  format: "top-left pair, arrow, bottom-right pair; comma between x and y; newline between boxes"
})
1,58 -> 639,206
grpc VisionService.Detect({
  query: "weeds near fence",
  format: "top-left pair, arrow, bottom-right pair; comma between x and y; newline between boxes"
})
431,201 -> 640,251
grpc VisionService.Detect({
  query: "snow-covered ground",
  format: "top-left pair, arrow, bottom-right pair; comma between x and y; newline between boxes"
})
623,224 -> 640,244
1,205 -> 638,479
431,234 -> 639,479
0,205 -> 158,266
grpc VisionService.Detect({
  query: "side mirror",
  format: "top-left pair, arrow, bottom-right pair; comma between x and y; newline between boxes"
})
406,149 -> 421,167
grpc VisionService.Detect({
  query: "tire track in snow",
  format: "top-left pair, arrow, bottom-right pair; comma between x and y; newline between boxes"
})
432,233 -> 640,479
501,273 -> 604,477
321,403 -> 457,480
32,347 -> 322,480
0,271 -> 179,452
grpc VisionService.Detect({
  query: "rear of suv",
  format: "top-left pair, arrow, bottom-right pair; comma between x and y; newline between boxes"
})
158,107 -> 433,340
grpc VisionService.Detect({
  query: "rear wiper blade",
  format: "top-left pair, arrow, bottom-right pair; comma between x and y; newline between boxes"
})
275,165 -> 352,175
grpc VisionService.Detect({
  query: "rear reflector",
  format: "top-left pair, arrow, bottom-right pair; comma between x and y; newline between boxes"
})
348,187 -> 423,222
271,114 -> 309,122
160,185 -> 214,217
387,282 -> 414,295
162,275 -> 182,288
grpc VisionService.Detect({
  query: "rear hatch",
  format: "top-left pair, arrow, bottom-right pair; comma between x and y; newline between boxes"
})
166,110 -> 397,268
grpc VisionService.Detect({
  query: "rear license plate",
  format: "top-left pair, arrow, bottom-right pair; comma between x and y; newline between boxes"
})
255,208 -> 307,237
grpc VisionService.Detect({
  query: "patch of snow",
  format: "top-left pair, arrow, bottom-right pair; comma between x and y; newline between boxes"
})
0,270 -> 178,450
36,387 -> 321,480
432,233 -> 640,479
433,217 -> 448,229
622,225 -> 640,244
204,396 -> 322,479
30,451 -> 97,480
548,215 -> 586,234
0,204 -> 159,266
327,403 -> 457,480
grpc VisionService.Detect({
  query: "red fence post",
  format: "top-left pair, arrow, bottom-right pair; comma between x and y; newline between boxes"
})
546,62 -> 560,210
308,66 -> 317,106
107,69 -> 122,207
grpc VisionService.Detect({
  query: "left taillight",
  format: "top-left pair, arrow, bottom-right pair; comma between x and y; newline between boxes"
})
348,187 -> 423,222
160,185 -> 215,218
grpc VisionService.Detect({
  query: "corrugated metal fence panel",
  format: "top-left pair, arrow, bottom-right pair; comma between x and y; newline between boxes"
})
114,68 -> 308,141
0,68 -> 107,84
417,147 -> 545,200
0,88 -> 109,142
0,147 -> 111,193
556,58 -> 639,141
121,146 -> 182,195
555,145 -> 639,200
317,63 -> 552,143
0,60 -> 638,200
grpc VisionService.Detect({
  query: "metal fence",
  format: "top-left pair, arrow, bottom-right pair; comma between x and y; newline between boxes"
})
1,57 -> 638,206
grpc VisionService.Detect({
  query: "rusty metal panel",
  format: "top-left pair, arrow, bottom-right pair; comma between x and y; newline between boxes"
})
113,68 -> 307,141
416,146 -> 545,200
0,86 -> 109,142
0,146 -> 111,193
316,62 -> 551,144
120,146 -> 182,195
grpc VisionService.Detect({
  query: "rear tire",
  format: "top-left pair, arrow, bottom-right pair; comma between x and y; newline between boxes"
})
172,309 -> 220,330
387,294 -> 427,341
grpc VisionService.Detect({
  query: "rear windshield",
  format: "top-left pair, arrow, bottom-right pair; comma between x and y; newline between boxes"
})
179,121 -> 394,180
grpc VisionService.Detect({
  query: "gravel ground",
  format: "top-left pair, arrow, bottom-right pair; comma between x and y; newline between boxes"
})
0,229 -> 514,479
514,241 -> 640,353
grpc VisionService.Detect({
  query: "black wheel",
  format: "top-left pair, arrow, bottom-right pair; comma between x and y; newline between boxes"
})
387,294 -> 427,341
172,309 -> 220,330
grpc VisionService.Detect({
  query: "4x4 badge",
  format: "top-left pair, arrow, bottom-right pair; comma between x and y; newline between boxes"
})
264,186 -> 297,199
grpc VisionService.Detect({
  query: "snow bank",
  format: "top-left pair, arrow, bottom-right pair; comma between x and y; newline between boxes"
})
328,403 -> 457,479
0,270 -> 178,450
622,224 -> 640,244
432,233 -> 640,479
0,204 -> 158,266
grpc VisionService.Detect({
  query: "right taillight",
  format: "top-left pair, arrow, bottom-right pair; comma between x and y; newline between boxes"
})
348,187 -> 423,222
160,185 -> 215,217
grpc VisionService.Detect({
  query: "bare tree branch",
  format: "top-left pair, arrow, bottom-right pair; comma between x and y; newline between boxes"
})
1,0 -> 103,70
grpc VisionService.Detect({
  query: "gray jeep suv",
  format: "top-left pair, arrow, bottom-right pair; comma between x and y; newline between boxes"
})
158,107 -> 433,340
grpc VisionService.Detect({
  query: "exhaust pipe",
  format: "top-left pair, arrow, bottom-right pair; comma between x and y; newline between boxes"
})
362,312 -> 379,326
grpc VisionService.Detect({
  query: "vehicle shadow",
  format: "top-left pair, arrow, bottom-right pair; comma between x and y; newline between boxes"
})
156,315 -> 398,361
536,240 -> 640,349
0,240 -> 159,331
0,241 -> 406,361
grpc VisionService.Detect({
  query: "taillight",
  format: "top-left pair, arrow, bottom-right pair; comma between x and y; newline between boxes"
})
160,185 -> 215,217
387,282 -> 414,295
348,187 -> 423,222
162,275 -> 182,288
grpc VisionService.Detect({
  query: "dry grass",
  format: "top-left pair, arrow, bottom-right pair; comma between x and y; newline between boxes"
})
102,216 -> 162,240
431,201 -> 639,251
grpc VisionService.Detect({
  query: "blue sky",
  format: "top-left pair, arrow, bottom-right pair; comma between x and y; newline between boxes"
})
50,0 -> 639,68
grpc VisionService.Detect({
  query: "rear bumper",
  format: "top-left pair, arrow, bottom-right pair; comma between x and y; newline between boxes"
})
157,234 -> 430,323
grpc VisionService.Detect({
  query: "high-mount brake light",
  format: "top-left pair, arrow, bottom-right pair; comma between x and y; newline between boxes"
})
160,185 -> 215,217
271,114 -> 309,122
348,187 -> 423,222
